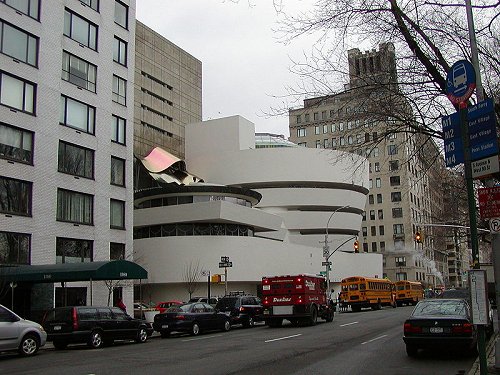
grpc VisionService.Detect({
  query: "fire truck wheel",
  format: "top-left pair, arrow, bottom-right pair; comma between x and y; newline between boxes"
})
309,305 -> 317,326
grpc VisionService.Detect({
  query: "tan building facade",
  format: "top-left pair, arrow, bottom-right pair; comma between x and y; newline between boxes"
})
288,43 -> 451,287
133,21 -> 202,159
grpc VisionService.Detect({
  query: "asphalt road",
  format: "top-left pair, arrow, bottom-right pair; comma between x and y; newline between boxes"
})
0,305 -> 475,375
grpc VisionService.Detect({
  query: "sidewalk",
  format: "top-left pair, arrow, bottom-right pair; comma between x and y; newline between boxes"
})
468,333 -> 500,375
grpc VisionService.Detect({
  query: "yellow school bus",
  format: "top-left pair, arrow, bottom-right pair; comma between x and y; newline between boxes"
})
395,280 -> 424,306
340,276 -> 396,312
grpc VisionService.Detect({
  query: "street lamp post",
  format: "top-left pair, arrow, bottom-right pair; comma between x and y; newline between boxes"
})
323,205 -> 351,300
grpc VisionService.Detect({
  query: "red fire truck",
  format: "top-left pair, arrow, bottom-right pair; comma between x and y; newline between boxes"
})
261,274 -> 334,327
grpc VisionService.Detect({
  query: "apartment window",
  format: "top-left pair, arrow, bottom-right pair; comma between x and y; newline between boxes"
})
323,139 -> 329,148
110,242 -> 125,260
395,256 -> 406,267
321,111 -> 327,120
369,179 -> 373,189
114,1 -> 128,29
362,227 -> 367,237
0,176 -> 31,216
331,138 -> 337,147
379,225 -> 385,235
340,137 -> 345,146
380,241 -> 385,252
372,242 -> 377,252
113,36 -> 127,66
110,199 -> 125,229
112,115 -> 126,145
371,226 -> 376,236
373,132 -> 378,141
388,144 -> 398,155
297,142 -> 306,147
80,0 -> 98,11
388,132 -> 397,139
356,134 -> 362,144
58,141 -> 94,179
315,140 -> 321,148
56,237 -> 92,263
297,128 -> 306,137
57,189 -> 93,225
329,110 -> 335,118
323,124 -> 328,134
0,123 -> 33,164
111,156 -> 125,186
313,112 -> 319,121
304,114 -> 310,122
391,192 -> 402,202
392,208 -> 403,218
368,194 -> 374,204
331,124 -> 336,132
314,126 -> 320,135
347,121 -> 353,130
393,224 -> 404,235
390,176 -> 401,186
60,95 -> 95,134
0,231 -> 30,264
365,133 -> 370,142
64,9 -> 98,50
0,21 -> 38,65
369,210 -> 375,220
1,0 -> 39,19
296,115 -> 301,124
339,122 -> 344,131
377,194 -> 382,204
374,162 -> 380,172
348,135 -> 353,145
112,75 -> 126,105
375,178 -> 381,188
389,160 -> 399,171
62,51 -> 96,92
362,211 -> 366,221
372,147 -> 379,157
378,209 -> 383,219
0,71 -> 35,113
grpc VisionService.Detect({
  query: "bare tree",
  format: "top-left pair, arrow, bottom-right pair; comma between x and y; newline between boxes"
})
183,260 -> 202,299
272,0 -> 498,120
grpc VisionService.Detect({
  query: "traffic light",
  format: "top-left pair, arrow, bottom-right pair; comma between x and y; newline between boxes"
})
353,240 -> 359,253
415,231 -> 422,243
211,274 -> 222,283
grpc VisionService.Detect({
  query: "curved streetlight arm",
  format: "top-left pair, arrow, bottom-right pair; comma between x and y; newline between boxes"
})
326,205 -> 351,237
327,235 -> 358,261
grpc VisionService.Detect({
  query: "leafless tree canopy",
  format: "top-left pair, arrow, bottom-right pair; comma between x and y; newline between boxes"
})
183,260 -> 202,299
271,0 -> 499,135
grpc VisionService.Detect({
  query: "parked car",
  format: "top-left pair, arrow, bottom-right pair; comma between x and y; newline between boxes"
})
133,302 -> 156,319
42,306 -> 153,349
0,304 -> 47,357
188,296 -> 219,306
403,298 -> 477,357
153,302 -> 230,337
155,300 -> 184,314
437,288 -> 494,337
215,294 -> 263,327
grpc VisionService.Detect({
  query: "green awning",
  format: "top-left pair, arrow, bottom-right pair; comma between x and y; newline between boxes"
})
0,260 -> 148,283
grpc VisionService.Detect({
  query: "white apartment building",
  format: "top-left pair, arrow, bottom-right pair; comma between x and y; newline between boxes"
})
0,0 -> 136,317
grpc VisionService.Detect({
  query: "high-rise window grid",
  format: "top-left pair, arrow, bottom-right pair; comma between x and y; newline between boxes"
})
58,140 -> 94,179
1,0 -> 39,19
111,156 -> 125,186
56,188 -> 94,225
0,231 -> 30,264
112,115 -> 126,145
113,36 -> 127,66
80,0 -> 98,11
112,75 -> 126,105
110,199 -> 125,229
62,51 -> 97,92
0,122 -> 33,164
114,1 -> 128,29
60,95 -> 95,134
0,176 -> 31,216
63,9 -> 98,50
56,237 -> 92,263
0,71 -> 35,114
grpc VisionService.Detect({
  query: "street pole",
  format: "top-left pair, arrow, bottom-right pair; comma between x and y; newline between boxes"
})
224,267 -> 228,296
322,205 -> 351,299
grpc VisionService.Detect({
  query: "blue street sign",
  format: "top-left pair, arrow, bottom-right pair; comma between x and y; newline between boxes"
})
446,60 -> 476,105
442,98 -> 498,167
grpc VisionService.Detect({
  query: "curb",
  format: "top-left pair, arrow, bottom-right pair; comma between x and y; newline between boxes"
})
468,333 -> 499,375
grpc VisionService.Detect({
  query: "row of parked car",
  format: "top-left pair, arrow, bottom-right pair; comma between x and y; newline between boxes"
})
0,293 -> 265,357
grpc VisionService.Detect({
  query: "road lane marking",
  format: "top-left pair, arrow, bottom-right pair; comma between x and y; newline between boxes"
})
340,321 -> 359,327
361,334 -> 388,345
182,335 -> 219,342
265,334 -> 302,343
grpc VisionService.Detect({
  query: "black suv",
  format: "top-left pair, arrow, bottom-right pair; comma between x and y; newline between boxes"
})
42,306 -> 153,349
215,294 -> 263,327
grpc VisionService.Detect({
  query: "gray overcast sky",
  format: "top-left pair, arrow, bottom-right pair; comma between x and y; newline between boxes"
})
136,1 -> 319,137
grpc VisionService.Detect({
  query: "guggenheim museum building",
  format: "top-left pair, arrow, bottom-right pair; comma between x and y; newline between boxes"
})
133,116 -> 381,302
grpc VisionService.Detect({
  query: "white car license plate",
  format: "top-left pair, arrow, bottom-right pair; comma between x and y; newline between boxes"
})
162,324 -> 168,329
53,325 -> 61,331
430,327 -> 443,333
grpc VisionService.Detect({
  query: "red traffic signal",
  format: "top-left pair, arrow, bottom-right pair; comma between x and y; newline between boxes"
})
354,240 -> 360,253
415,232 -> 422,243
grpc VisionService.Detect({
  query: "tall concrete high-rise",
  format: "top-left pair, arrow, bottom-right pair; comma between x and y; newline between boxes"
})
133,21 -> 202,159
0,0 -> 136,315
289,43 -> 453,288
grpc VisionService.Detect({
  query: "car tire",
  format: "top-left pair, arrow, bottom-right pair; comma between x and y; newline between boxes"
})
53,340 -> 68,350
325,310 -> 334,322
406,344 -> 418,357
222,319 -> 231,332
88,330 -> 104,349
19,334 -> 40,356
160,331 -> 170,338
309,305 -> 318,326
243,316 -> 254,328
191,322 -> 201,336
135,327 -> 148,343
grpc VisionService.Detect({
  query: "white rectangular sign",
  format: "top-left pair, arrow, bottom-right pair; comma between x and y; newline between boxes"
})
468,270 -> 489,325
471,155 -> 499,179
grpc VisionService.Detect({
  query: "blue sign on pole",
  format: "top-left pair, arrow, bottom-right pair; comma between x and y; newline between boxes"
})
442,98 -> 498,168
446,60 -> 476,105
